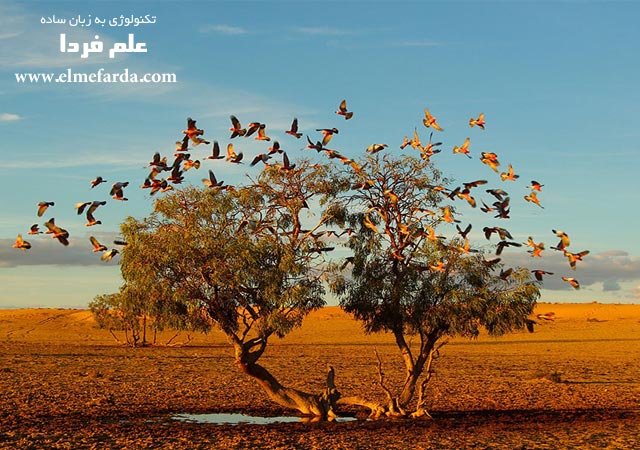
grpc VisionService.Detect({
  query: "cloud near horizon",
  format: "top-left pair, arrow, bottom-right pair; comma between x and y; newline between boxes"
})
500,250 -> 640,298
0,112 -> 22,122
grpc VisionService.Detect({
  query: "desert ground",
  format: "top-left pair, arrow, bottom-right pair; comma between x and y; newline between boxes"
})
0,303 -> 639,449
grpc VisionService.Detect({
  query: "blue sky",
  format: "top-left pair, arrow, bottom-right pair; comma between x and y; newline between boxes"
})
1,0 -> 639,307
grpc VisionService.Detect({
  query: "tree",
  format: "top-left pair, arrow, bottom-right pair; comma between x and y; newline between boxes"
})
96,107 -> 554,421
89,292 -> 150,347
116,160 -> 350,418
329,152 -> 540,418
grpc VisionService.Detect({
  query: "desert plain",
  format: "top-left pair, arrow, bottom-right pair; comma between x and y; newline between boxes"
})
0,302 -> 639,449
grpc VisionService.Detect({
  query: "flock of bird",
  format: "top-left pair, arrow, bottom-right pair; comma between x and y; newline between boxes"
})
13,188 -> 127,261
403,107 -> 589,290
12,99 -> 587,296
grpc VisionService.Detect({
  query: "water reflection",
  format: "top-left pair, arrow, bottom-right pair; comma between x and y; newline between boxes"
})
173,412 -> 358,425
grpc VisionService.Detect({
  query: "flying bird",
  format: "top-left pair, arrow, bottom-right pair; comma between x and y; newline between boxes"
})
205,141 -> 225,160
27,224 -> 42,235
306,136 -> 324,152
280,152 -> 296,171
226,143 -> 243,163
456,223 -> 472,239
454,238 -> 477,254
255,124 -> 271,141
75,201 -> 91,215
286,118 -> 303,138
528,180 -> 544,191
43,218 -> 69,246
245,122 -> 262,137
148,179 -> 170,195
500,163 -> 519,182
441,206 -> 459,223
37,201 -> 55,217
202,170 -> 224,189
166,166 -> 184,184
531,270 -> 554,281
456,188 -> 477,208
175,135 -> 189,153
469,113 -> 485,129
423,107 -> 443,131
420,132 -> 442,160
480,200 -> 495,213
110,182 -> 129,201
552,229 -> 570,250
366,143 -> 388,154
486,188 -> 509,201
495,240 -> 522,255
229,115 -> 247,138
562,277 -> 580,289
13,234 -> 31,251
85,201 -> 106,226
425,226 -> 446,242
452,137 -> 471,158
335,99 -> 353,119
90,177 -> 107,189
250,153 -> 272,167
101,249 -> 119,262
267,141 -> 284,155
183,159 -> 201,171
537,312 -> 556,321
525,237 -> 545,257
89,236 -> 107,252
316,127 -> 339,146
564,250 -> 589,270
483,226 -> 513,241
183,117 -> 208,145
492,197 -> 511,219
480,152 -> 500,172
499,267 -> 513,280
524,191 -> 544,208
149,152 -> 168,169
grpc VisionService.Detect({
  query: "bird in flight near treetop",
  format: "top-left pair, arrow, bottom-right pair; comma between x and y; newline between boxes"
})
423,107 -> 443,131
335,99 -> 353,120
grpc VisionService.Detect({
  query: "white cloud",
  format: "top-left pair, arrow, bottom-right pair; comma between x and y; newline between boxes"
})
0,112 -> 22,122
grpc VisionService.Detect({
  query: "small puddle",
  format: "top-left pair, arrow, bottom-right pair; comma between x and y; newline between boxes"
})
173,413 -> 358,425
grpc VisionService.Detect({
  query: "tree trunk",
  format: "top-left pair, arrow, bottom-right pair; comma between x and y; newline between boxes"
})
398,336 -> 435,408
236,360 -> 340,418
142,315 -> 147,345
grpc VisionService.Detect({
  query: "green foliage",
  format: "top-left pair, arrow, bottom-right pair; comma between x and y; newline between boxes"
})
331,153 -> 540,340
117,160 -> 342,351
89,292 -> 148,346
